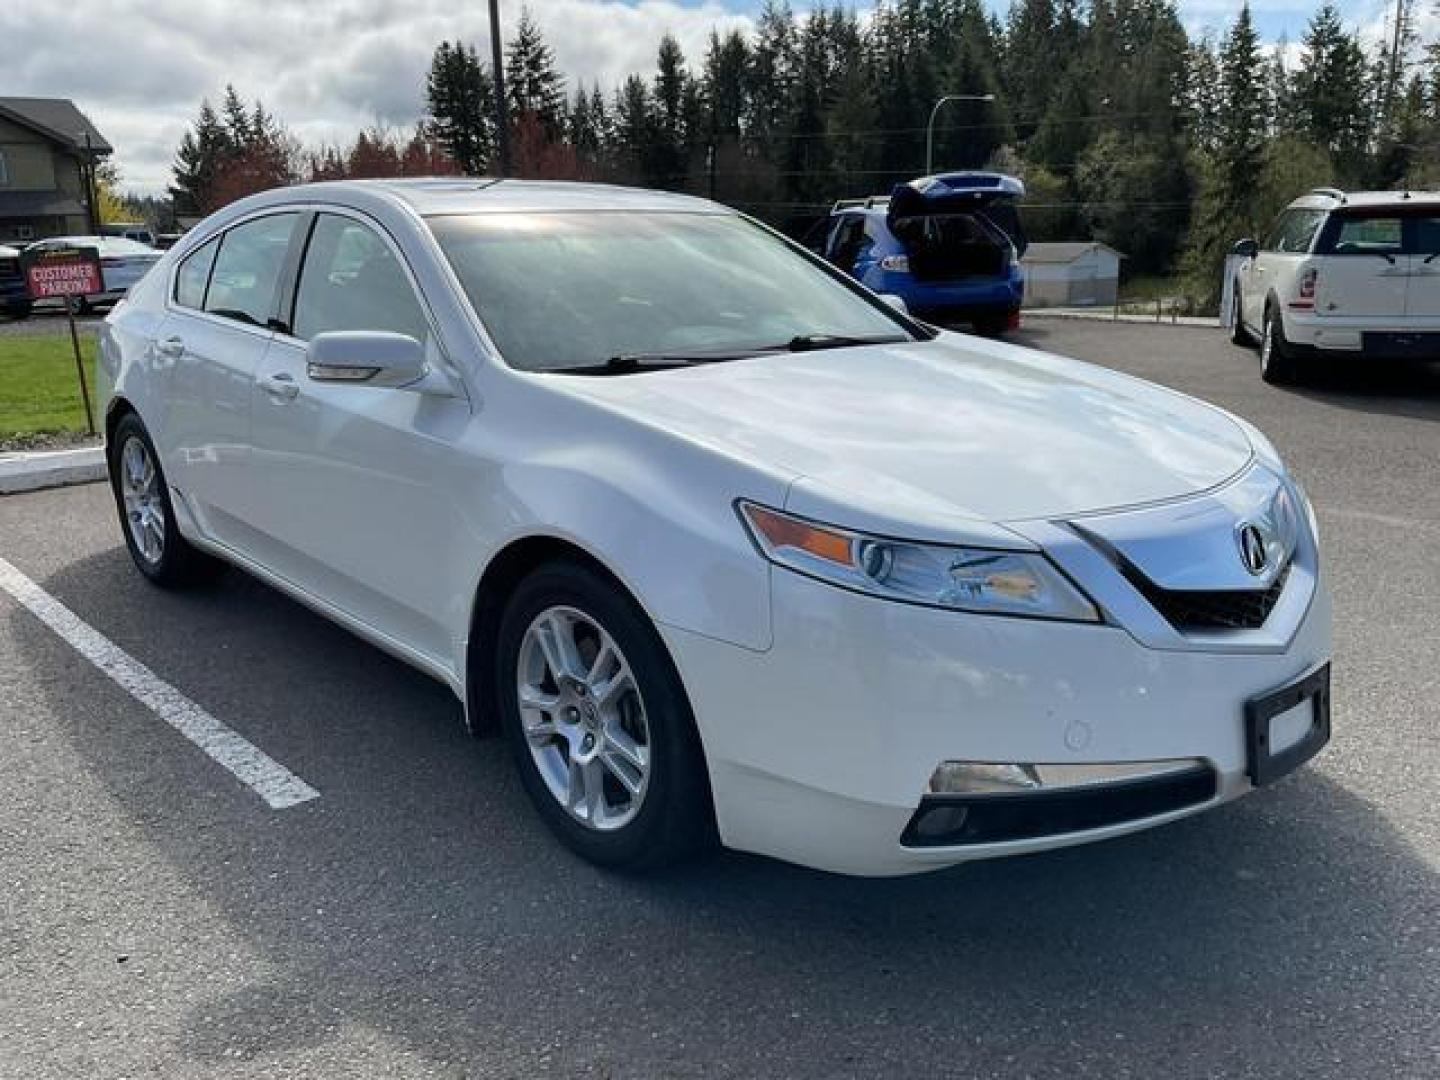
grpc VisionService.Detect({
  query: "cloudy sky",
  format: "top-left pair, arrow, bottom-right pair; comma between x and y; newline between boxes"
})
1,0 -> 1402,195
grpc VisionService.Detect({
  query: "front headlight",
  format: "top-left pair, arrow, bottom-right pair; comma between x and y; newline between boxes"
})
737,502 -> 1100,622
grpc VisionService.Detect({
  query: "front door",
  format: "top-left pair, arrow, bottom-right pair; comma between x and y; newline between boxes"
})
244,211 -> 473,669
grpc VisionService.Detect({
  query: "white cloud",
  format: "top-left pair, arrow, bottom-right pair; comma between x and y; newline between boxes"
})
2,0 -> 754,194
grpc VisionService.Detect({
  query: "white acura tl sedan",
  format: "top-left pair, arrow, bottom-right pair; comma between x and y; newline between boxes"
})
98,179 -> 1332,876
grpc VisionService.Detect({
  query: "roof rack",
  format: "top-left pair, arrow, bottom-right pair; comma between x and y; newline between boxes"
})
830,195 -> 891,212
1309,187 -> 1346,203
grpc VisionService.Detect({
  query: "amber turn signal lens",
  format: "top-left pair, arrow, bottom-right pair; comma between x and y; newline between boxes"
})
742,504 -> 853,566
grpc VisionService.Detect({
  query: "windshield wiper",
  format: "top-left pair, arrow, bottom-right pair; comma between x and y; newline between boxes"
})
784,333 -> 909,352
562,349 -> 769,375
558,333 -> 910,375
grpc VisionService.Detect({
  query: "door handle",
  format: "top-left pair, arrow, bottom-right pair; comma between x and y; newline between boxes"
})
156,336 -> 184,358
261,371 -> 299,402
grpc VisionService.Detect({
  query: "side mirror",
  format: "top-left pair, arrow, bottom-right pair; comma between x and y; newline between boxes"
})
306,330 -> 426,388
878,293 -> 910,315
1232,238 -> 1259,259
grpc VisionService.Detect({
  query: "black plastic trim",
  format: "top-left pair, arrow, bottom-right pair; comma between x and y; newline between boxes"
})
900,765 -> 1218,848
1245,662 -> 1331,786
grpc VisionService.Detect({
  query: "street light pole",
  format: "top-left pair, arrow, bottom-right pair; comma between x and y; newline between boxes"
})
488,0 -> 511,177
925,93 -> 996,176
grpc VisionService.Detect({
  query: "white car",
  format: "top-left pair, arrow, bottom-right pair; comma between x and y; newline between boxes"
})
27,235 -> 163,309
1231,187 -> 1440,383
98,180 -> 1332,876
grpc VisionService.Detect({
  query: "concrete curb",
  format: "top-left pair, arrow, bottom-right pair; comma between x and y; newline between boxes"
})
1025,309 -> 1219,329
0,446 -> 107,495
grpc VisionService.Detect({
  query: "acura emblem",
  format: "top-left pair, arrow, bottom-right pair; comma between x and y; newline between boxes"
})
1238,524 -> 1268,575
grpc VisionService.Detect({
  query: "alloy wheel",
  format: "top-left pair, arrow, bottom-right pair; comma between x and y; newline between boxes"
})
119,435 -> 165,565
515,605 -> 651,831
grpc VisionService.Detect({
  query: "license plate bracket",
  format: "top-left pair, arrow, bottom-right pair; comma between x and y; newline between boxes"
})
1245,663 -> 1331,786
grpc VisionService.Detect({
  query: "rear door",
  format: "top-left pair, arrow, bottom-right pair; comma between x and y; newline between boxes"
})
1312,211 -> 1408,319
155,213 -> 301,544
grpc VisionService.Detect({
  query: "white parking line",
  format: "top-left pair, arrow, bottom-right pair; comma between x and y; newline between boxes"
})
0,556 -> 319,810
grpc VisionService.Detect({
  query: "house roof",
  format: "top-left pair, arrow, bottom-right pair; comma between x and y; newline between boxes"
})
0,190 -> 88,219
1022,241 -> 1125,264
0,97 -> 112,155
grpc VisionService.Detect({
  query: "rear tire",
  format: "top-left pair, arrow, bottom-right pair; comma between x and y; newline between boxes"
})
1230,287 -> 1250,345
496,561 -> 715,871
972,311 -> 1010,337
1260,306 -> 1299,385
107,413 -> 225,588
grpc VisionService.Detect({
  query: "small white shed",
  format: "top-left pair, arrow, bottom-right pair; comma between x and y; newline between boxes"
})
1021,242 -> 1124,308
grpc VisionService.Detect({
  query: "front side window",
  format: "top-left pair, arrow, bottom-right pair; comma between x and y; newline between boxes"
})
174,237 -> 219,309
291,214 -> 429,343
1263,210 -> 1325,253
428,212 -> 910,372
204,213 -> 299,328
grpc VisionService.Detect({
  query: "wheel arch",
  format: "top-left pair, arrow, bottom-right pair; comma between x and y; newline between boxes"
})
104,394 -> 138,445
465,534 -> 667,738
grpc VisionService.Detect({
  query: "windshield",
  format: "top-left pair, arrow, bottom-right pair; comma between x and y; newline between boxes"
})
428,211 -> 912,372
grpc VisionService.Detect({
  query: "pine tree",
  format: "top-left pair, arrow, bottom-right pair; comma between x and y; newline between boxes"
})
169,101 -> 229,214
425,40 -> 495,175
1003,0 -> 1057,143
506,8 -> 566,140
1292,3 -> 1370,173
653,34 -> 690,189
703,29 -> 750,143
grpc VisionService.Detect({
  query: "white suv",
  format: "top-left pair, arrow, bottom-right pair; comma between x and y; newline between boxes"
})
1230,188 -> 1440,383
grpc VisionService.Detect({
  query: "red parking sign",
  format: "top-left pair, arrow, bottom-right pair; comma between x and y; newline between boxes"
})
21,245 -> 104,299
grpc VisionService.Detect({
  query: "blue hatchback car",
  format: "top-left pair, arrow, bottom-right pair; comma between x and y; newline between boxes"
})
818,172 -> 1027,335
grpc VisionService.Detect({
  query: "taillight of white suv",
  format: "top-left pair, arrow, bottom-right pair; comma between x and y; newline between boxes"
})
1290,266 -> 1317,311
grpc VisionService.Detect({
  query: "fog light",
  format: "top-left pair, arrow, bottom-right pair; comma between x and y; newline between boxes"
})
929,761 -> 1042,794
927,758 -> 1205,796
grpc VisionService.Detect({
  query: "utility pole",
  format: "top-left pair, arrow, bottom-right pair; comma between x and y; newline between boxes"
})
488,0 -> 511,176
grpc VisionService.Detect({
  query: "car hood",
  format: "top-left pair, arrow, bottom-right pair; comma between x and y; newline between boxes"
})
557,333 -> 1255,532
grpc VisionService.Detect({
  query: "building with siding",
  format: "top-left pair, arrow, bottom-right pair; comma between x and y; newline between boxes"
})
0,97 -> 111,244
1021,241 -> 1124,308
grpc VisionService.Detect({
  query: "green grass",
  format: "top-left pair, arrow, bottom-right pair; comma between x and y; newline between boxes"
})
0,331 -> 98,439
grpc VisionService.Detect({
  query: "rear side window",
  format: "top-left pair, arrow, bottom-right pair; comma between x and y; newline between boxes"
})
1318,213 -> 1404,256
291,214 -> 430,343
204,213 -> 299,328
174,238 -> 218,309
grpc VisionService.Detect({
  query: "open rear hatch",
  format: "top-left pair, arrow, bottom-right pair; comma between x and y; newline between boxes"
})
886,172 -> 1026,281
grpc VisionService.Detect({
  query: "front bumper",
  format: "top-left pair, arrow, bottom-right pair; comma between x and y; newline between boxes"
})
662,560 -> 1332,876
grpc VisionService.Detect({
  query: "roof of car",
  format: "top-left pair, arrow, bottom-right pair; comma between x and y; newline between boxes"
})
1291,188 -> 1440,211
294,177 -> 726,216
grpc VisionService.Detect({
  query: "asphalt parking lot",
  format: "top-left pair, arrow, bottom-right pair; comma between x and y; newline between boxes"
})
2,317 -> 1438,1078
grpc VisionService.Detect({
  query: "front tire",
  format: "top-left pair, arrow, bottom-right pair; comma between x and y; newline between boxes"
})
1260,306 -> 1298,385
108,413 -> 225,587
496,561 -> 714,870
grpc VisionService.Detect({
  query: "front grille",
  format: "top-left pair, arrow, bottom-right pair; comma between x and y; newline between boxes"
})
1131,562 -> 1291,632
